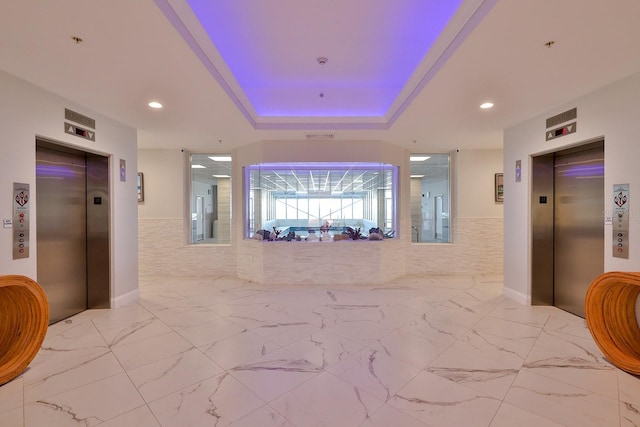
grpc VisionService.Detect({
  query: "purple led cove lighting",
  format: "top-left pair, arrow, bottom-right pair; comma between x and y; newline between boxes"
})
246,162 -> 396,171
36,165 -> 82,178
185,0 -> 463,117
558,164 -> 604,177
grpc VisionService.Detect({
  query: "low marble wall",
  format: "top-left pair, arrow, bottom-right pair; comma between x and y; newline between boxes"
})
236,237 -> 406,286
406,217 -> 504,276
138,219 -> 236,277
139,217 -> 502,280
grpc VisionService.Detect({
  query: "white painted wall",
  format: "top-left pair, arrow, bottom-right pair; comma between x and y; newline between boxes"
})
0,70 -> 138,304
455,149 -> 504,218
137,149 -> 185,220
504,71 -> 640,303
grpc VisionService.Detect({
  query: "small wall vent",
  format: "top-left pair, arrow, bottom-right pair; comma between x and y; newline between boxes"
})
305,133 -> 335,140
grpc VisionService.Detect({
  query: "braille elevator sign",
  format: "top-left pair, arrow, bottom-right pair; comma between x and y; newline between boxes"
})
65,122 -> 95,141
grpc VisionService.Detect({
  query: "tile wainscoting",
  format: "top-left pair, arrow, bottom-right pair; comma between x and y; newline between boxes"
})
139,217 -> 503,279
138,219 -> 236,277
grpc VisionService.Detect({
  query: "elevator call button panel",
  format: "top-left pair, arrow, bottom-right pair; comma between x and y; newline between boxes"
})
612,184 -> 629,259
13,182 -> 30,259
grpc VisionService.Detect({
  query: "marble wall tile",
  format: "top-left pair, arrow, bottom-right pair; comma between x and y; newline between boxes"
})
138,218 -> 236,276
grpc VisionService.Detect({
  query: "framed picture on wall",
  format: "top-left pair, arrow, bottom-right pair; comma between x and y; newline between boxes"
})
495,173 -> 504,202
137,172 -> 144,202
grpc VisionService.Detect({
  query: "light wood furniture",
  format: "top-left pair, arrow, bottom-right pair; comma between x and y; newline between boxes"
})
584,271 -> 640,375
0,275 -> 49,385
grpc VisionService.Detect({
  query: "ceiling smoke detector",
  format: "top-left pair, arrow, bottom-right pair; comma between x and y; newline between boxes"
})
317,56 -> 328,65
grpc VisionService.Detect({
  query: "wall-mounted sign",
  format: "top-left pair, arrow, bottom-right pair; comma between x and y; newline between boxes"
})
546,107 -> 577,129
65,108 -> 95,129
546,122 -> 577,141
13,182 -> 30,259
120,159 -> 126,182
612,184 -> 629,259
64,122 -> 95,141
546,107 -> 577,141
515,160 -> 522,183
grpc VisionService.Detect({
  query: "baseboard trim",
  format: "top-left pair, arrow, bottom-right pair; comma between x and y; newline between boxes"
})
111,288 -> 140,308
502,286 -> 530,305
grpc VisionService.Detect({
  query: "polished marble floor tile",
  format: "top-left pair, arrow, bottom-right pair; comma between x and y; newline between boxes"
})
228,405 -> 295,427
329,347 -> 421,402
489,402 -> 565,427
25,372 -> 144,426
270,371 -> 383,426
504,369 -> 620,427
229,348 -> 322,402
1,274 -> 638,427
389,370 -> 502,426
148,372 -> 264,426
127,348 -> 224,402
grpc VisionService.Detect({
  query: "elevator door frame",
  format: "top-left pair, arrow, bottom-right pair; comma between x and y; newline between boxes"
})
36,138 -> 111,323
531,139 -> 604,317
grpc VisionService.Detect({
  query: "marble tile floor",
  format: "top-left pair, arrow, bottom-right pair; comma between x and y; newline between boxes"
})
1,275 -> 639,427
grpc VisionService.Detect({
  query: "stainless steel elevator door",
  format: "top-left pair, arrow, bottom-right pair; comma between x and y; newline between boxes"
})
553,146 -> 604,317
36,146 -> 88,323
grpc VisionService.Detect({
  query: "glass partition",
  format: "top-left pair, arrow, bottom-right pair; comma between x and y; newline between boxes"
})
190,154 -> 232,244
410,154 -> 451,243
245,162 -> 398,239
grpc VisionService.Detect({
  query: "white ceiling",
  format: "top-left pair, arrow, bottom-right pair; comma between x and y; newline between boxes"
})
1,0 -> 639,154
159,0 -> 482,126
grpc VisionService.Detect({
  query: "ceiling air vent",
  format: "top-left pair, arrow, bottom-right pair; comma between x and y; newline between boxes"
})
305,133 -> 335,140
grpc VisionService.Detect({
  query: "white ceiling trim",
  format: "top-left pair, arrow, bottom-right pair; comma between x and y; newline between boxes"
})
154,0 -> 496,131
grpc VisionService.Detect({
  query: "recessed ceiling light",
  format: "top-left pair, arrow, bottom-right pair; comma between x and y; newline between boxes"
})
410,156 -> 431,162
148,101 -> 163,109
208,156 -> 232,161
213,175 -> 230,178
191,164 -> 205,169
410,175 -> 425,178
480,102 -> 494,109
